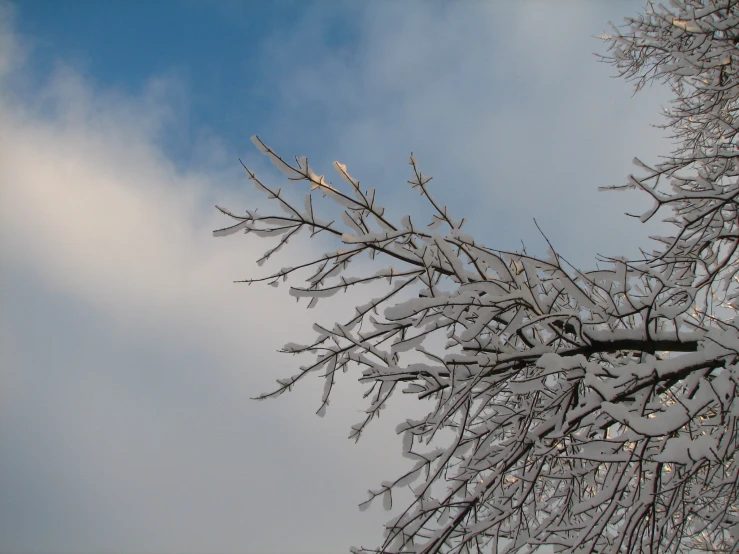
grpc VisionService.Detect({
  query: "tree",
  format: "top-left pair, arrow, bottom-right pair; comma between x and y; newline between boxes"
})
214,1 -> 739,552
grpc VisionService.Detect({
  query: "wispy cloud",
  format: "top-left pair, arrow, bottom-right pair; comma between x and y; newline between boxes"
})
258,1 -> 672,264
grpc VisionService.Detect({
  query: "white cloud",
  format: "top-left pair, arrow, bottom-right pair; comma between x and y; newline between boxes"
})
0,10 -> 403,553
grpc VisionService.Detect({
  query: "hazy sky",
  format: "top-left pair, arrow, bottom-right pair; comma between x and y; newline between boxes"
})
0,1 -> 675,553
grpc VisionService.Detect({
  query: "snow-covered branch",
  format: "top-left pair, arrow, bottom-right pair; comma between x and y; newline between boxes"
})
215,2 -> 739,552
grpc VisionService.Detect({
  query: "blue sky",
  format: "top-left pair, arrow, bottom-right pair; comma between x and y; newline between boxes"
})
0,2 -> 675,553
10,0 -> 363,171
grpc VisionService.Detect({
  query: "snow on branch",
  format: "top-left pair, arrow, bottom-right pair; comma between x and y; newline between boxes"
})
214,2 -> 739,551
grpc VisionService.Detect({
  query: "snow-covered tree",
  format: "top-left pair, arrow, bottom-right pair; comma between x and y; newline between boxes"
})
214,1 -> 739,551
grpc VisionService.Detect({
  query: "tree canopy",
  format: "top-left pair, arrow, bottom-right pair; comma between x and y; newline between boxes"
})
215,1 -> 739,552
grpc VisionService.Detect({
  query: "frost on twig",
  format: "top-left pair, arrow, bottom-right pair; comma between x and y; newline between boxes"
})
215,2 -> 739,552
